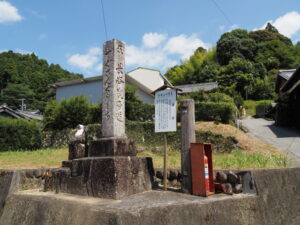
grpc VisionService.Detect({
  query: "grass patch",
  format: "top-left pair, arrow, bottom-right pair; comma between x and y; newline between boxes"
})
213,150 -> 288,169
244,100 -> 273,117
137,149 -> 288,169
0,147 -> 288,170
0,147 -> 68,169
0,122 -> 289,170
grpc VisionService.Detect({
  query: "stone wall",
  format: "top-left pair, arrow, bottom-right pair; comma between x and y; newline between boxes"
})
1,167 -> 300,225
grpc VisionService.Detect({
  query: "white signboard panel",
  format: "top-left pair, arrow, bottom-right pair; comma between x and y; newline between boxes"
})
155,89 -> 177,133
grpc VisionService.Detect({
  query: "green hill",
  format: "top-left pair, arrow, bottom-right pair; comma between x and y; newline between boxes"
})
0,51 -> 82,111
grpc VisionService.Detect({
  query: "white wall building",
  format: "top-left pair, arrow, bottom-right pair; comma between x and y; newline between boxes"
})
51,67 -> 171,104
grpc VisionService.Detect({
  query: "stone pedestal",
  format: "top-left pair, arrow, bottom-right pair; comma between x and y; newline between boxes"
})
46,40 -> 154,200
69,141 -> 86,160
53,136 -> 154,200
88,137 -> 137,157
55,156 -> 154,200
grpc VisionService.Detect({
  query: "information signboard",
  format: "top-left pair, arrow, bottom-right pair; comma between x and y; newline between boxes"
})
155,88 -> 177,133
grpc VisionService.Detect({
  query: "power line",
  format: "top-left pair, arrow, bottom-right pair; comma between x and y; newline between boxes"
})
210,0 -> 233,26
100,0 -> 108,40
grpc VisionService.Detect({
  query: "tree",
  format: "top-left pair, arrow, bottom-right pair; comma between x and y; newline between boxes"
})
0,51 -> 83,111
43,96 -> 91,130
165,49 -> 218,85
255,40 -> 295,70
265,22 -> 279,33
125,85 -> 153,121
218,58 -> 255,98
216,29 -> 257,65
248,77 -> 275,100
0,83 -> 34,109
249,30 -> 293,46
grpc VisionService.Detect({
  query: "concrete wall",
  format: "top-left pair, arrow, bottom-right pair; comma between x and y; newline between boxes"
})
0,168 -> 300,225
56,80 -> 154,104
57,80 -> 102,104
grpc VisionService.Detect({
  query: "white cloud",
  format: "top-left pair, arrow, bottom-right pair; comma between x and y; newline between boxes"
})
164,34 -> 209,59
67,47 -> 101,71
142,32 -> 167,48
126,45 -> 172,68
219,25 -> 225,31
0,1 -> 22,24
68,33 -> 209,75
273,11 -> 300,37
15,48 -> 32,54
258,11 -> 300,38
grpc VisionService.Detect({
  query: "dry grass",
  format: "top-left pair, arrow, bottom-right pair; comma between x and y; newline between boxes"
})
195,121 -> 279,154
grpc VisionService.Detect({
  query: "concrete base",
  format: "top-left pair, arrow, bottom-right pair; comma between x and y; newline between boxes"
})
88,137 -> 137,157
1,168 -> 300,225
55,156 -> 154,199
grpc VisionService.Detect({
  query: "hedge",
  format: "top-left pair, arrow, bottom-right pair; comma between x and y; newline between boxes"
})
0,117 -> 42,151
194,102 -> 235,124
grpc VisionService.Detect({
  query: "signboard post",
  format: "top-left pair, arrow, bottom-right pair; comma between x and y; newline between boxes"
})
154,88 -> 178,190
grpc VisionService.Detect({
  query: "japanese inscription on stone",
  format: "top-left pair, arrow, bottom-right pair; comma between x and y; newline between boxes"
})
102,39 -> 125,137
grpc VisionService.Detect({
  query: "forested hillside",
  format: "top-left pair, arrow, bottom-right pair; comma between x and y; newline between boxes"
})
165,23 -> 300,100
0,51 -> 82,111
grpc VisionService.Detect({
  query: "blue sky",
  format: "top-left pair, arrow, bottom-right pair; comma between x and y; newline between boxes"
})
1,0 -> 300,77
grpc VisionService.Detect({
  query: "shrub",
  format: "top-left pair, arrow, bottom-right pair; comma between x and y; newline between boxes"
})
125,85 -> 154,121
205,92 -> 234,103
0,117 -> 42,151
88,104 -> 102,124
194,102 -> 234,124
44,96 -> 91,130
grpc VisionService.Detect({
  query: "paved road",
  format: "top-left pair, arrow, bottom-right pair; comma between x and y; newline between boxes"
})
242,118 -> 300,165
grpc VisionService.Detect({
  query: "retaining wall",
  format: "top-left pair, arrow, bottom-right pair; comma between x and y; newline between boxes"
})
0,167 -> 299,225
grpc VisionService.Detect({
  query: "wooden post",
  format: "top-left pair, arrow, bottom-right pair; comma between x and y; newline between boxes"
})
163,133 -> 168,191
180,99 -> 196,193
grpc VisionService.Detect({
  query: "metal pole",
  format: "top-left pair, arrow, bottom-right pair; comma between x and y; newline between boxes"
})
163,133 -> 168,191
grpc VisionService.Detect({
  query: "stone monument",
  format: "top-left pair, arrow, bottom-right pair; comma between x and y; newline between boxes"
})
50,39 -> 154,200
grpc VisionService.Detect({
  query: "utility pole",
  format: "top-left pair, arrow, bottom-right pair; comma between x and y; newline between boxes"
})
19,98 -> 26,111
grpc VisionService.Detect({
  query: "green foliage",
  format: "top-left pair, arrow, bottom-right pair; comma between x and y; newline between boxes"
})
265,22 -> 279,33
0,83 -> 35,109
0,51 -> 82,111
88,104 -> 102,124
249,23 -> 292,46
187,89 -> 206,102
205,92 -> 234,103
244,100 -> 273,116
248,77 -> 275,100
125,85 -> 154,121
0,117 -> 42,151
216,29 -> 257,65
218,58 -> 256,98
255,40 -> 295,70
165,49 -> 218,85
194,102 -> 234,124
43,96 -> 91,130
165,23 -> 300,102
